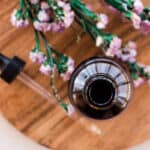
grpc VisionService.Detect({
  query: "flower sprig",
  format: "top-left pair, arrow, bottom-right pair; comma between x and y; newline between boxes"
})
70,0 -> 109,30
101,0 -> 150,34
10,0 -> 75,114
69,0 -> 150,87
11,0 -> 75,32
10,0 -> 150,114
29,30 -> 75,113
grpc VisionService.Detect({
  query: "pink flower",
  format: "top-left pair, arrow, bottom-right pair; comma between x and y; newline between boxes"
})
40,64 -> 55,76
63,11 -> 75,28
138,63 -> 145,68
57,1 -> 66,7
144,66 -> 150,74
63,3 -> 71,12
118,41 -> 137,62
62,4 -> 75,28
33,21 -> 51,32
32,1 -> 74,33
38,10 -> 50,22
96,36 -> 104,47
120,49 -> 137,62
60,57 -> 75,81
11,9 -> 29,28
51,22 -> 65,32
30,0 -> 39,5
126,41 -> 137,49
106,37 -> 122,56
96,14 -> 109,29
66,57 -> 75,68
131,13 -> 141,29
29,51 -> 46,64
141,20 -> 150,35
41,2 -> 50,10
133,0 -> 144,15
134,77 -> 144,88
67,104 -> 75,116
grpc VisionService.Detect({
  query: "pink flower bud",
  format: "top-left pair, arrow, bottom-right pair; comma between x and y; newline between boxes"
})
29,51 -> 46,64
67,104 -> 75,116
41,2 -> 50,10
33,21 -> 51,32
57,1 -> 66,7
38,10 -> 50,22
40,64 -> 55,76
60,57 -> 75,81
133,0 -> 144,15
96,36 -> 104,47
30,0 -> 39,5
134,77 -> 144,88
11,9 -> 29,28
144,66 -> 150,74
126,41 -> 137,49
106,37 -> 122,56
96,14 -> 109,29
141,20 -> 150,35
131,13 -> 141,29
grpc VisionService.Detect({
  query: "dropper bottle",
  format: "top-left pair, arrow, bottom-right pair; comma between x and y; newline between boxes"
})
0,53 -> 103,135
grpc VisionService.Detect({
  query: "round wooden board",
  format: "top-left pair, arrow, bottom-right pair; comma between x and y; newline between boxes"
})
0,0 -> 150,150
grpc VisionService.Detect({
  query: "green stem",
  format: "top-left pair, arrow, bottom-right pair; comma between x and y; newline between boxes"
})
40,32 -> 54,67
50,74 -> 68,112
128,62 -> 150,80
69,0 -> 97,20
75,16 -> 95,40
47,0 -> 52,6
20,0 -> 25,9
34,30 -> 41,50
72,4 -> 114,43
50,74 -> 63,103
72,5 -> 100,36
51,47 -> 65,58
104,0 -> 132,19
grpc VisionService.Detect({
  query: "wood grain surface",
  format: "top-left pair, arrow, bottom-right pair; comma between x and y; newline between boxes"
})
0,0 -> 150,150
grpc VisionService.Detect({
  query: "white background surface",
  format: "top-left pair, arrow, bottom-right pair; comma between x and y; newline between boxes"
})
0,113 -> 149,150
0,114 -> 49,150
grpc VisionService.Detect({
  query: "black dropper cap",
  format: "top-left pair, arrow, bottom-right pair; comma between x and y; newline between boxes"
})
0,53 -> 25,83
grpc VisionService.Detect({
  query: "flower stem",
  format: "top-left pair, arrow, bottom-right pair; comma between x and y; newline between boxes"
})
34,30 -> 41,50
50,73 -> 68,113
40,32 -> 54,67
70,0 -> 97,20
50,73 -> 62,103
71,2 -> 114,54
19,0 -> 25,10
51,47 -> 66,58
128,62 -> 150,80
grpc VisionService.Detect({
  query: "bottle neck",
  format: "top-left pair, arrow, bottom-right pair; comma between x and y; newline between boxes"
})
84,75 -> 116,108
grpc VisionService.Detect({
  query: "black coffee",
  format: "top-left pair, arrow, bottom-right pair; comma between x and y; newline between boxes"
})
87,79 -> 115,106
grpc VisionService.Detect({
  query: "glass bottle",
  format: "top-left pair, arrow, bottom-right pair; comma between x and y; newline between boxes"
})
68,56 -> 133,120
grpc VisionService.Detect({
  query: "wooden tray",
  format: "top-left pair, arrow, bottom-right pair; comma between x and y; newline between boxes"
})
0,0 -> 150,150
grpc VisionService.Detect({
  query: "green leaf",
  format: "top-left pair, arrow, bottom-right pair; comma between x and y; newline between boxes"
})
60,102 -> 68,112
131,72 -> 139,80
